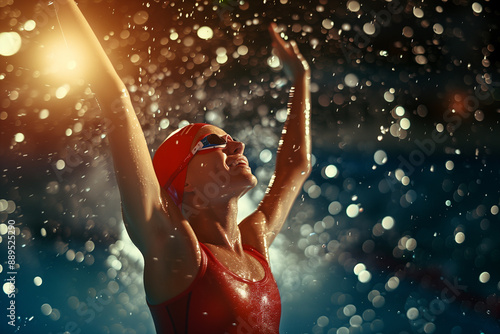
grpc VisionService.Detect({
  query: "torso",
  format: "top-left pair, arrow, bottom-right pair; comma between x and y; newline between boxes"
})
203,243 -> 266,282
143,206 -> 271,305
144,242 -> 267,304
147,243 -> 281,334
142,196 -> 272,305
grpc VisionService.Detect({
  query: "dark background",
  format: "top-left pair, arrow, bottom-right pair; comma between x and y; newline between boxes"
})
1,0 -> 499,333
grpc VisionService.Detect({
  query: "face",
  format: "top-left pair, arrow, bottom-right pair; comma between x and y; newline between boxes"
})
183,125 -> 257,208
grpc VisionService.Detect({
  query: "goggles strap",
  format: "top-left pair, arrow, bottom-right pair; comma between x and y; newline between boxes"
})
164,150 -> 196,190
163,136 -> 225,190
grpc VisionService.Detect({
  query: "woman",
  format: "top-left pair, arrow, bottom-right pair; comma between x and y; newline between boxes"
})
56,1 -> 311,332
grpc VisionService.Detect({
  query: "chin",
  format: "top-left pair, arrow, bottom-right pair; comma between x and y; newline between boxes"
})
235,172 -> 257,197
239,180 -> 257,198
249,175 -> 258,188
243,169 -> 258,186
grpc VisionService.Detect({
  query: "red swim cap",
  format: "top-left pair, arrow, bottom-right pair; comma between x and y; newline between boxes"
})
153,123 -> 208,209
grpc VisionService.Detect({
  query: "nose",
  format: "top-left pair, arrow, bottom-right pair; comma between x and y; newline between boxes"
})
225,140 -> 245,155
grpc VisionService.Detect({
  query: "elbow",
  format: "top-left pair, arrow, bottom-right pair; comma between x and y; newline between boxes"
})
301,158 -> 313,178
297,150 -> 313,180
276,141 -> 312,179
284,154 -> 312,180
290,162 -> 312,187
297,145 -> 313,177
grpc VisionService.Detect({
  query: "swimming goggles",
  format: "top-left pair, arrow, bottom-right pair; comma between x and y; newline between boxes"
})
164,134 -> 230,190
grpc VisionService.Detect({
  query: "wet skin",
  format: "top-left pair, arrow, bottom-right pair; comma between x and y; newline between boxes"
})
55,1 -> 311,306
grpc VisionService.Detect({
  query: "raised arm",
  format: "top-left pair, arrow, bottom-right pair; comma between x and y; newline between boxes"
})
53,1 -> 196,256
241,23 -> 312,251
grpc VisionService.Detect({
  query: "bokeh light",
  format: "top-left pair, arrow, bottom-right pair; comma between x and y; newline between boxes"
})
197,26 -> 214,40
0,32 -> 22,56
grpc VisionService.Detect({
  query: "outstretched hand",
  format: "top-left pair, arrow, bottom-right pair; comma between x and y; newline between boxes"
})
268,22 -> 310,79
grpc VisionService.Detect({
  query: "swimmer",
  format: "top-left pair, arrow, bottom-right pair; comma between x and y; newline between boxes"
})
55,1 -> 310,332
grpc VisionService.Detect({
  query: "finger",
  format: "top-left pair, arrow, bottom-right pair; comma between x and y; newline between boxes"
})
268,22 -> 278,35
268,23 -> 282,44
270,31 -> 290,52
269,23 -> 291,51
289,40 -> 301,54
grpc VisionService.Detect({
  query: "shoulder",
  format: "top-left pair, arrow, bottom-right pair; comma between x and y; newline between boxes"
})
144,241 -> 206,305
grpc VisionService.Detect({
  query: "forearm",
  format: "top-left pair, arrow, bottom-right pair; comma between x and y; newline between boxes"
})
254,72 -> 311,241
55,1 -> 165,229
276,71 -> 312,175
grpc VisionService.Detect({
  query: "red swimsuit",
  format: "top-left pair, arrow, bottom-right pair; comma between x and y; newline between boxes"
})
147,243 -> 281,334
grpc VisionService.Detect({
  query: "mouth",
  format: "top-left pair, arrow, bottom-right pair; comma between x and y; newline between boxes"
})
228,156 -> 249,168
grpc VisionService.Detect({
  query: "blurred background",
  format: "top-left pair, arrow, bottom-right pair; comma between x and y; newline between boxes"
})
1,0 -> 499,333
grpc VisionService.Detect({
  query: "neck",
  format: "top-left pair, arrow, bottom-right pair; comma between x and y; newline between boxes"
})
184,197 -> 243,251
